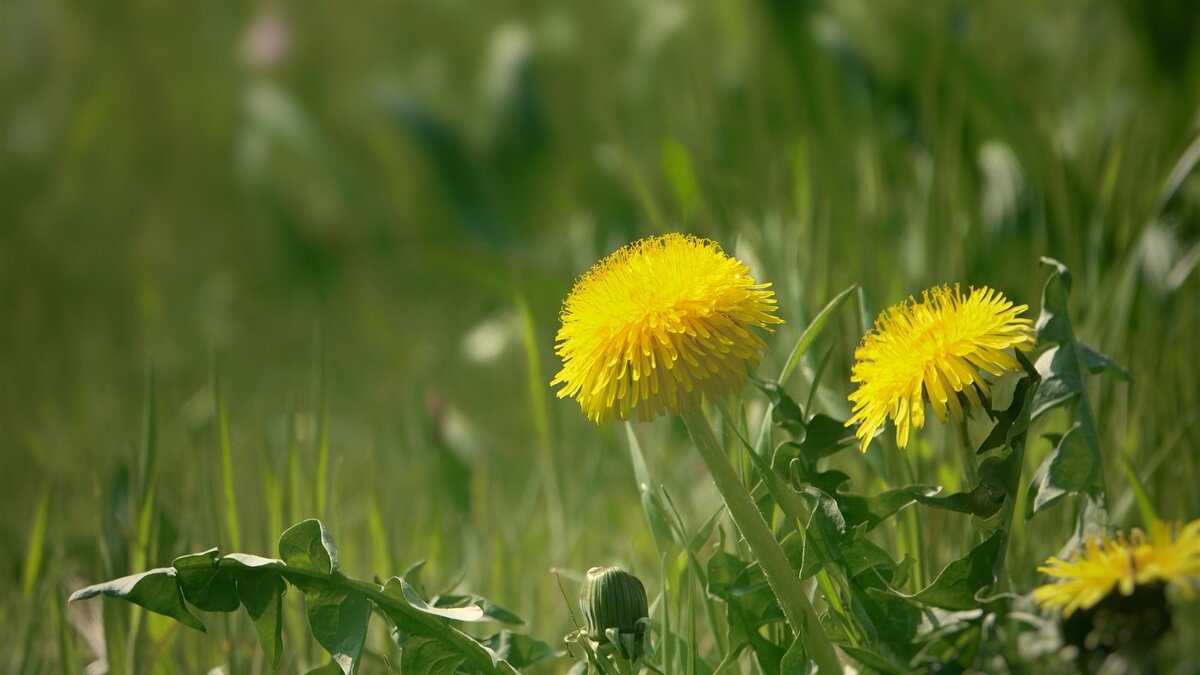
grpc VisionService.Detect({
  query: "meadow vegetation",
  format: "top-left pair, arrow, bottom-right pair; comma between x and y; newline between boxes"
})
2,0 -> 1199,672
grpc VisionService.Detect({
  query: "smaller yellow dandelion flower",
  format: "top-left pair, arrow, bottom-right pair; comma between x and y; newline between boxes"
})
1034,518 -> 1200,618
845,285 -> 1034,452
1136,519 -> 1200,595
1033,534 -> 1140,619
551,234 -> 782,423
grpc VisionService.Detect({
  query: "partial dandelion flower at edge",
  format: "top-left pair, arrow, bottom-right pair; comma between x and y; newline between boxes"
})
550,233 -> 782,423
846,285 -> 1035,451
1034,518 -> 1200,618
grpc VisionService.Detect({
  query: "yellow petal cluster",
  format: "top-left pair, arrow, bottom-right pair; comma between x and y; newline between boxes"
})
846,285 -> 1034,451
1034,519 -> 1200,618
551,234 -> 782,423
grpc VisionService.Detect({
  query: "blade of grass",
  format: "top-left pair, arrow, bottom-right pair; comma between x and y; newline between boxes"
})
287,400 -> 303,528
516,288 -> 564,556
135,363 -> 157,518
367,489 -> 394,576
22,485 -> 51,602
803,344 -> 836,416
1121,453 -> 1158,528
662,489 -> 725,658
51,584 -> 78,675
213,364 -> 242,552
262,440 -> 283,550
778,283 -> 858,386
133,364 -> 158,572
625,424 -> 680,552
756,284 -> 857,454
660,552 -> 672,674
130,364 -> 160,672
315,355 -> 331,523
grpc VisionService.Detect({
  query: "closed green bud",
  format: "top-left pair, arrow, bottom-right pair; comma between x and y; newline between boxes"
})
580,566 -> 648,643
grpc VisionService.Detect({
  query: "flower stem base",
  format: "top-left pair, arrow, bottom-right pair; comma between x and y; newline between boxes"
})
679,406 -> 841,673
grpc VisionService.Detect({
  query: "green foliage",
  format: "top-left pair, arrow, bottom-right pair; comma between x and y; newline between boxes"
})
70,519 -> 554,674
906,532 -> 1006,611
689,271 -> 1141,673
6,1 -> 1199,671
1026,258 -> 1130,523
70,568 -> 207,634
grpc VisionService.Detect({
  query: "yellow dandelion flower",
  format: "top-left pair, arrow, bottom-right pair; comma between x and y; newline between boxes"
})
1136,519 -> 1200,593
551,233 -> 783,423
1034,518 -> 1200,618
1033,534 -> 1141,619
845,285 -> 1035,452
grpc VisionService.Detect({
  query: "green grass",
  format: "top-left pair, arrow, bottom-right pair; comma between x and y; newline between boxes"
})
2,0 -> 1199,672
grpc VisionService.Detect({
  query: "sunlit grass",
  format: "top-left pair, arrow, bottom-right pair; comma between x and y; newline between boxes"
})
3,0 -> 1200,672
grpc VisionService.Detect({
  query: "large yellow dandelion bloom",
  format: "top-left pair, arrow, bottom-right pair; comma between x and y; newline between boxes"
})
846,285 -> 1034,451
1034,519 -> 1200,618
551,234 -> 783,423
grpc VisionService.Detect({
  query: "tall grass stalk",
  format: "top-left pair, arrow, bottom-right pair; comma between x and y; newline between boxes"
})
214,369 -> 242,553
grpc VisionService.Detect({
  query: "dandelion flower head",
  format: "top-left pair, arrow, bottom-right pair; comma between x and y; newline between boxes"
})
1034,519 -> 1200,618
846,285 -> 1034,451
551,234 -> 782,423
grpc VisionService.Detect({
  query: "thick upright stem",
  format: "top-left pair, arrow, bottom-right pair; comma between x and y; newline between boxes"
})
680,407 -> 841,673
957,419 -> 979,485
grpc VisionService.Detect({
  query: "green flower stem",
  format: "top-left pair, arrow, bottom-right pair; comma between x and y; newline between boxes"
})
957,419 -> 979,485
993,415 -> 1031,582
885,445 -> 926,589
680,407 -> 841,673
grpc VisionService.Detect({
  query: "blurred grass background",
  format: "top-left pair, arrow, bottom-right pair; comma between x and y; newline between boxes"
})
3,0 -> 1200,671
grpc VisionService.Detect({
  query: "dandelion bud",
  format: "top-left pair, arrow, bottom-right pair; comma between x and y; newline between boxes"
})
580,566 -> 648,643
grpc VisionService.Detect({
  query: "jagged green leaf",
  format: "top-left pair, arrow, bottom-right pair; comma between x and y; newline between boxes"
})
785,457 -> 851,497
780,530 -> 834,580
706,550 -> 783,629
907,531 -> 1006,610
840,535 -> 897,580
780,630 -> 816,675
835,485 -> 940,531
915,455 -> 1011,519
909,608 -> 986,668
434,594 -> 523,624
1035,257 -> 1073,345
382,577 -> 485,622
1027,425 -> 1098,516
750,377 -> 805,436
68,568 -> 205,633
237,569 -> 286,668
174,548 -> 240,612
976,362 -> 1038,454
69,524 -> 544,675
478,631 -> 559,668
1030,345 -> 1083,421
707,542 -> 790,674
1078,342 -> 1132,382
776,414 -> 856,464
840,644 -> 910,675
400,634 -> 470,674
279,519 -> 340,575
861,588 -> 921,643
302,583 -> 371,675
